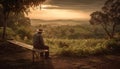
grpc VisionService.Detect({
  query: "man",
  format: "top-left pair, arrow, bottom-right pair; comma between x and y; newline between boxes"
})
33,29 -> 49,59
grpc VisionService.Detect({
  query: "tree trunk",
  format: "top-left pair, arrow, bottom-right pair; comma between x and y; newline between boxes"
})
111,23 -> 116,39
2,13 -> 8,40
101,23 -> 113,39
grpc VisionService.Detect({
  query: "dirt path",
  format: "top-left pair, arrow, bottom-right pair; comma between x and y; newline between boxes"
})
0,43 -> 120,69
51,55 -> 120,69
1,53 -> 120,69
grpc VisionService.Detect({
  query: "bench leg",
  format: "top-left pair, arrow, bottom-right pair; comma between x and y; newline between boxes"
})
32,51 -> 35,63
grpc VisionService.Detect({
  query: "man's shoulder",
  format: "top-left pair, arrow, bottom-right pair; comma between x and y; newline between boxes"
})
34,33 -> 42,37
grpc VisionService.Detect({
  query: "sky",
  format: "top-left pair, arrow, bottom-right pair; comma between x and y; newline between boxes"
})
27,0 -> 106,21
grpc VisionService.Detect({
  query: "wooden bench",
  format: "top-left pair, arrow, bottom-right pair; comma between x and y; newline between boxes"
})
7,40 -> 48,62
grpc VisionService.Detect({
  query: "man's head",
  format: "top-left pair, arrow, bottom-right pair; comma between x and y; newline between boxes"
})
37,29 -> 43,34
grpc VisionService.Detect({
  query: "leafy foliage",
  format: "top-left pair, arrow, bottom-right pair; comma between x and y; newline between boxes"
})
16,27 -> 32,40
0,27 -> 15,39
0,0 -> 46,39
106,38 -> 120,52
0,7 -> 32,40
90,0 -> 120,39
7,13 -> 31,29
0,0 -> 46,14
42,38 -> 108,57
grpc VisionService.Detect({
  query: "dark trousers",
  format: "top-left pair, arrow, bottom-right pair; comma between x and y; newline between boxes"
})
40,45 -> 49,58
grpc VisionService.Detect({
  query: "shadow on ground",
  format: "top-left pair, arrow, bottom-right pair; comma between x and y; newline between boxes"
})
0,59 -> 54,69
0,41 -> 54,69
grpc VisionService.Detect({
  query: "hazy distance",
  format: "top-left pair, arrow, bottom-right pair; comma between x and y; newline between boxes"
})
26,0 -> 106,26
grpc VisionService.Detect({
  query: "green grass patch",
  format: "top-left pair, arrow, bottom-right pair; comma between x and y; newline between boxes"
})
44,38 -> 109,57
18,38 -> 120,57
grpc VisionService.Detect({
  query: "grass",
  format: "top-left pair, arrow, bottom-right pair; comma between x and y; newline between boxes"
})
43,38 -> 109,57
17,38 -> 120,57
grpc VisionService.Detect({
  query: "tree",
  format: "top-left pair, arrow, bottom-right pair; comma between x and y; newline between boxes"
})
90,0 -> 120,39
7,13 -> 31,29
0,0 -> 46,40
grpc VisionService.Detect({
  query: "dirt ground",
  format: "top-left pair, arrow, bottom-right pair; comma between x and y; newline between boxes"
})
0,42 -> 120,69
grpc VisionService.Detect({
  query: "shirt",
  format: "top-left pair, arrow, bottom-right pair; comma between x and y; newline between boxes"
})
33,33 -> 44,49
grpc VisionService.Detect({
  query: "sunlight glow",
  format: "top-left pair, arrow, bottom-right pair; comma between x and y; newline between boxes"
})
41,5 -> 59,10
27,5 -> 90,20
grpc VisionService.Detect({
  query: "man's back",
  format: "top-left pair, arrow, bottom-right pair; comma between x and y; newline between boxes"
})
33,33 -> 44,49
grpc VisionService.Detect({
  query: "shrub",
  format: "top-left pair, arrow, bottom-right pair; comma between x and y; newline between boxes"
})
106,38 -> 120,52
44,39 -> 109,57
23,38 -> 120,57
0,27 -> 16,39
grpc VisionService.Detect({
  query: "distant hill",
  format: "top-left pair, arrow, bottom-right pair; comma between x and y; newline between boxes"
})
30,19 -> 89,26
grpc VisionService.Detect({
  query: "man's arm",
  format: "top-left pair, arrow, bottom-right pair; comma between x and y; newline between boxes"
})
39,35 -> 45,46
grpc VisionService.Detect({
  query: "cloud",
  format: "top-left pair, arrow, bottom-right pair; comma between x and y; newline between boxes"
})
46,0 -> 106,5
27,0 -> 107,20
27,8 -> 90,20
44,0 -> 106,11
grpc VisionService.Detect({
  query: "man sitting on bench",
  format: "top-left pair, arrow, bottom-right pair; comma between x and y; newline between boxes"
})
33,29 -> 49,59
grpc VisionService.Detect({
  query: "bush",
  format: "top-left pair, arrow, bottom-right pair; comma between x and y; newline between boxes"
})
16,27 -> 32,40
106,38 -> 120,52
44,39 -> 108,57
0,27 -> 16,39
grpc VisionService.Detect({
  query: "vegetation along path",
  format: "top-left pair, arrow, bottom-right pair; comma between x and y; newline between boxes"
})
0,41 -> 120,69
